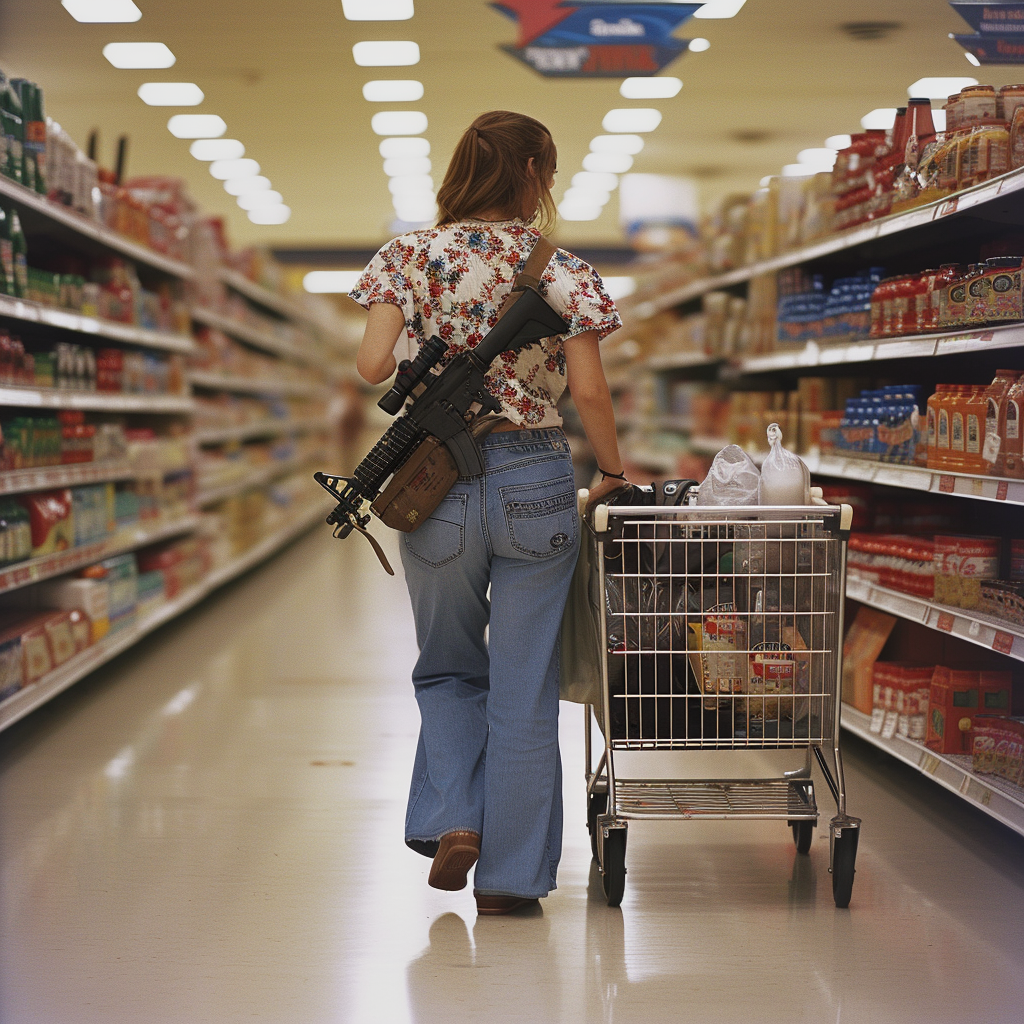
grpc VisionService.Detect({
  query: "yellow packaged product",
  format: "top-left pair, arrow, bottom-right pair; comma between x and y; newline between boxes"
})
686,603 -> 747,712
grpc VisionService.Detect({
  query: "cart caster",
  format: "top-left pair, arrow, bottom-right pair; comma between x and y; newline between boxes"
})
829,815 -> 861,909
599,820 -> 627,907
791,820 -> 814,855
587,788 -> 608,862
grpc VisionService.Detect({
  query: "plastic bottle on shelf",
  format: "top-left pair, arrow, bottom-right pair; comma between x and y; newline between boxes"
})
964,384 -> 988,474
0,205 -> 15,296
8,207 -> 27,300
0,74 -> 23,185
10,79 -> 45,194
983,369 -> 1018,476
1004,373 -> 1024,478
948,385 -> 971,471
930,385 -> 952,469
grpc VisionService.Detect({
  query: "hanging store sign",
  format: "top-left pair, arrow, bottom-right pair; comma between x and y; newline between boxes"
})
952,31 -> 1024,62
950,2 -> 1024,34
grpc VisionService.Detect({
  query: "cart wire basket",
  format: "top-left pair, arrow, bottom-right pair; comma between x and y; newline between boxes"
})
584,500 -> 860,908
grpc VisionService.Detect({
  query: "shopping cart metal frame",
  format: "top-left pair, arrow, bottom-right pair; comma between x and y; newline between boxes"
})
583,501 -> 860,908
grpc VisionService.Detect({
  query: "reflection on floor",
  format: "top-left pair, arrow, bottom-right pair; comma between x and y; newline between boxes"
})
1,527 -> 1022,1024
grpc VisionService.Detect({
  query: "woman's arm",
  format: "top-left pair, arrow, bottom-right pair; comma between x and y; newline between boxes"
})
356,302 -> 406,384
563,329 -> 629,505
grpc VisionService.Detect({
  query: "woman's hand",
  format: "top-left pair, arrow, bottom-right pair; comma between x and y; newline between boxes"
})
585,474 -> 631,512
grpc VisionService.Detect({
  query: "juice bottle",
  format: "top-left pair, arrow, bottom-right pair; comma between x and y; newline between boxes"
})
949,385 -> 970,471
964,385 -> 987,473
1004,373 -> 1024,479
983,369 -> 1018,475
929,385 -> 950,469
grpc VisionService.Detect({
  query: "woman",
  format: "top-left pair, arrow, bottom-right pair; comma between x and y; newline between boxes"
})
351,110 -> 627,915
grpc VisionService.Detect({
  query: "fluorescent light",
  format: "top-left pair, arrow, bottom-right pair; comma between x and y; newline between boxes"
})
383,156 -> 431,176
393,198 -> 437,221
602,108 -> 661,133
797,148 -> 837,168
138,82 -> 204,106
362,79 -> 424,102
564,186 -> 610,206
224,175 -> 271,196
590,134 -> 644,155
237,190 -> 283,211
860,107 -> 897,130
62,0 -> 140,22
167,114 -> 226,138
825,134 -> 852,150
342,0 -> 413,19
558,201 -> 601,221
379,136 -> 430,158
688,38 -> 711,52
602,276 -> 636,301
304,270 -> 364,293
620,77 -> 681,99
694,0 -> 746,17
190,138 -> 245,160
782,163 -> 819,177
908,76 -> 977,99
933,109 -> 947,131
210,158 -> 260,180
371,110 -> 427,135
583,152 -> 633,174
389,174 -> 434,196
572,171 -> 618,192
352,41 -> 420,66
759,175 -> 773,187
965,52 -> 981,67
248,205 -> 291,225
103,42 -> 176,69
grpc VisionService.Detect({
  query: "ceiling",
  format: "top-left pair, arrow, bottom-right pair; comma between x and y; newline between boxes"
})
0,0 -> 1013,257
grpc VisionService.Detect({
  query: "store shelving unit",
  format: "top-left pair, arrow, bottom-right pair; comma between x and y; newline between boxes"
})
191,305 -> 313,366
193,417 -> 326,446
0,385 -> 195,413
196,450 -> 326,507
0,460 -> 135,495
189,369 -> 323,398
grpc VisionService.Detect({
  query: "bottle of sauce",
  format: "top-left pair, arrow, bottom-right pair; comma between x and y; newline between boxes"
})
9,208 -> 27,300
929,385 -> 951,469
964,385 -> 988,474
983,369 -> 1018,476
948,385 -> 970,471
1004,373 -> 1024,479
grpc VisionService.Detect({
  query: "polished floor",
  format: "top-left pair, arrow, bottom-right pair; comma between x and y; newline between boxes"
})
2,525 -> 1023,1024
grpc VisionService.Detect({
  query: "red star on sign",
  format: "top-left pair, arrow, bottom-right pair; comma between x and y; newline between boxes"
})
491,0 -> 577,47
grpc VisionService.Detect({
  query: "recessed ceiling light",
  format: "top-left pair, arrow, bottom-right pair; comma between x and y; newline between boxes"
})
62,0 -> 140,22
602,109 -> 661,133
224,175 -> 271,196
558,201 -> 601,222
688,38 -> 711,52
602,276 -> 636,301
352,41 -> 420,66
572,171 -> 618,192
825,134 -> 852,150
303,270 -> 364,293
781,163 -> 818,177
693,0 -> 747,17
237,190 -> 283,211
619,77 -> 682,99
388,174 -> 434,196
564,186 -> 610,207
797,148 -> 837,167
933,109 -> 947,131
590,134 -> 644,155
379,136 -> 430,158
248,205 -> 291,225
190,139 -> 244,160
362,79 -> 424,102
908,76 -> 977,99
371,110 -> 427,135
583,152 -> 633,174
210,158 -> 260,180
393,197 -> 437,221
137,83 -> 204,106
383,156 -> 431,176
103,42 -> 176,69
965,52 -> 981,68
860,107 -> 897,130
342,0 -> 413,20
167,114 -> 225,139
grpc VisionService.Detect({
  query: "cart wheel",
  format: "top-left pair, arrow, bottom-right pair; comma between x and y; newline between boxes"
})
792,820 -> 814,855
831,825 -> 860,909
601,826 -> 627,907
587,791 -> 608,862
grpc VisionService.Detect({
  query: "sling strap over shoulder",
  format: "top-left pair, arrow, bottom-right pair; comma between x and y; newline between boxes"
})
495,234 -> 557,322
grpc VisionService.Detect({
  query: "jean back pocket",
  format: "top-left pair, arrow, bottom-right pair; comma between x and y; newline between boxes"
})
403,492 -> 468,568
500,475 -> 577,559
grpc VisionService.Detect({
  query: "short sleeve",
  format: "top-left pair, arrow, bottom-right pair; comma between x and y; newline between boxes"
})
348,236 -> 416,327
539,250 -> 622,342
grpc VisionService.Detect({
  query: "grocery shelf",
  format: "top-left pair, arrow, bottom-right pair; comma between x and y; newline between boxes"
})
192,305 -> 316,366
0,460 -> 135,496
647,351 -> 723,372
841,703 -> 1024,839
196,450 -> 325,507
0,501 -> 328,733
631,166 -> 1024,321
0,294 -> 196,355
846,574 -> 1024,663
218,268 -> 311,327
193,417 -> 327,446
0,514 -> 201,596
0,175 -> 195,280
0,385 -> 194,413
189,369 -> 322,398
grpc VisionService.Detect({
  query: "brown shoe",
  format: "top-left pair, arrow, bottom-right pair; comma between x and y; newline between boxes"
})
474,893 -> 540,916
427,830 -> 481,891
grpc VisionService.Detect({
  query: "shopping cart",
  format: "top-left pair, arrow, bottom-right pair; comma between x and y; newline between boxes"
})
583,500 -> 860,908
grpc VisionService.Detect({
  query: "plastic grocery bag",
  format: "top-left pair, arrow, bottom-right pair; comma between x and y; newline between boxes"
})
758,423 -> 810,505
696,444 -> 760,505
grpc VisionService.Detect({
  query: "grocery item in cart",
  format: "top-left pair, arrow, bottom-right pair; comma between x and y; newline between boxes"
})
758,423 -> 810,504
696,444 -> 759,505
685,602 -> 747,711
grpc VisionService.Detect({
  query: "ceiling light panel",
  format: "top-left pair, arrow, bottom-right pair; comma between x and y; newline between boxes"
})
304,270 -> 364,293
210,158 -> 260,180
342,0 -> 413,20
564,186 -> 610,206
238,190 -> 283,211
137,83 -> 204,106
693,0 -> 747,17
224,175 -> 271,196
103,42 -> 176,69
908,76 -> 978,99
619,77 -> 681,99
388,174 -> 434,196
558,202 -> 601,221
797,148 -> 837,167
782,163 -> 818,177
861,107 -> 897,130
583,152 -> 633,174
167,114 -> 226,138
379,136 -> 430,158
371,111 -> 427,135
352,41 -> 420,66
825,134 -> 852,150
190,139 -> 245,160
362,80 -> 424,102
383,156 -> 431,177
62,0 -> 140,22
393,198 -> 437,221
590,134 -> 644,155
572,171 -> 618,192
688,38 -> 711,51
966,53 -> 981,67
248,205 -> 291,225
602,109 -> 662,133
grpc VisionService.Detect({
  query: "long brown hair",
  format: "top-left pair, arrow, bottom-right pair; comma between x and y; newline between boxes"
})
436,111 -> 557,232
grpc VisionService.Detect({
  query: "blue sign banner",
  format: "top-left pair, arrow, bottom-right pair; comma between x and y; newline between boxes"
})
953,31 -> 1024,62
951,3 -> 1024,34
531,3 -> 700,47
503,39 -> 688,76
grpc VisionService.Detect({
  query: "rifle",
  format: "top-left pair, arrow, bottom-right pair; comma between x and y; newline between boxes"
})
314,283 -> 569,573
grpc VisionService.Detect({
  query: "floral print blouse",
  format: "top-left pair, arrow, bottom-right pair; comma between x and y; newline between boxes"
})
350,219 -> 621,428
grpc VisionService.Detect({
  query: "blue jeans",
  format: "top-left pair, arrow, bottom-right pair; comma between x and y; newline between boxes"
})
399,427 -> 578,899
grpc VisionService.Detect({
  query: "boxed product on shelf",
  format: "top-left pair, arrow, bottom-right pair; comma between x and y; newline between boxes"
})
137,536 -> 211,599
17,488 -> 72,556
934,534 -> 1000,609
926,667 -> 1013,755
869,662 -> 934,740
28,573 -> 108,641
0,608 -> 84,693
70,482 -> 114,546
972,717 -> 1024,786
842,605 -> 898,713
135,569 -> 165,618
82,552 -> 137,633
0,498 -> 31,566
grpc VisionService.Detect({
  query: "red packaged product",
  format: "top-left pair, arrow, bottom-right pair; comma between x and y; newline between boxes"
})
16,490 -> 74,556
926,666 -> 979,754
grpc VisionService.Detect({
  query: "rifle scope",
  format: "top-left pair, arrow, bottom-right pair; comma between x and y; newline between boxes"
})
377,335 -> 449,415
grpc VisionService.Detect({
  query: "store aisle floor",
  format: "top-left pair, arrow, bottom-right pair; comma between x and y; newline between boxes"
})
2,525 -> 1023,1024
